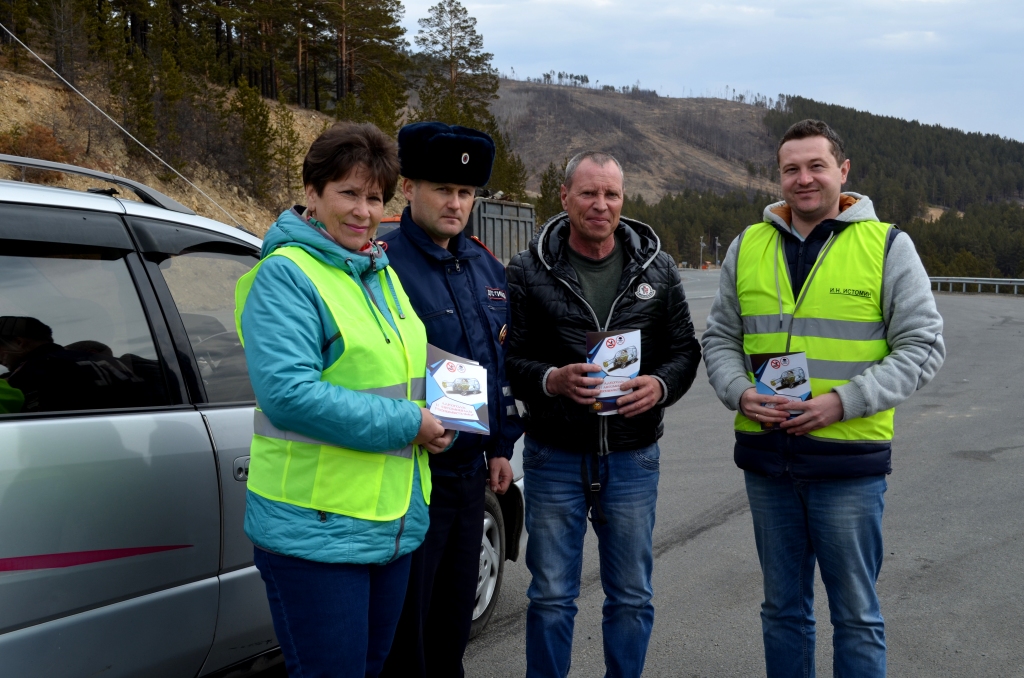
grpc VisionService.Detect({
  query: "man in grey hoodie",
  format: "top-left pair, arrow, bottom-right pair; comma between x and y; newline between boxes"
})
702,119 -> 944,677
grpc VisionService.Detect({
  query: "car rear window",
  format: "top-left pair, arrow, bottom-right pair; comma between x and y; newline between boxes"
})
0,241 -> 172,416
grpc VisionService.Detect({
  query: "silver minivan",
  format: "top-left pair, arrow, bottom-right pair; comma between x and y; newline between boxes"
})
0,155 -> 524,676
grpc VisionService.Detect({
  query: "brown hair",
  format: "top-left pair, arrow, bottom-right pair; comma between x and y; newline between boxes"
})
776,119 -> 846,166
302,122 -> 400,202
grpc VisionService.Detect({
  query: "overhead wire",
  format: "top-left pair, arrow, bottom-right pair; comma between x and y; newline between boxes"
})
0,20 -> 246,230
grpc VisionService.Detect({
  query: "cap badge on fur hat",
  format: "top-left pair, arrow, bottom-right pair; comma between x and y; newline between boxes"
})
398,121 -> 495,187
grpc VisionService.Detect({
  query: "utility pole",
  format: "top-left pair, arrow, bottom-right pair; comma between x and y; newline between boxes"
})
715,236 -> 721,267
699,236 -> 706,269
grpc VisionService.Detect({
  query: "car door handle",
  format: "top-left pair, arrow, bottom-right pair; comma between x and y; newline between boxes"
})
232,456 -> 250,482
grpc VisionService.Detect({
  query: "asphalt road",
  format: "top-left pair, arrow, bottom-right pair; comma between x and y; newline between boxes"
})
461,271 -> 1024,677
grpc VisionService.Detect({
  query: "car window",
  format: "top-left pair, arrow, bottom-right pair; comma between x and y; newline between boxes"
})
0,241 -> 171,416
157,251 -> 257,403
127,217 -> 259,404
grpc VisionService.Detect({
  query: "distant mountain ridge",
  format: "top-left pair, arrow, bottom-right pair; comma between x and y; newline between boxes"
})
492,79 -> 778,200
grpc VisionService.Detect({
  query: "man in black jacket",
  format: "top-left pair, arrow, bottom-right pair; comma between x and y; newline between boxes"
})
506,152 -> 701,678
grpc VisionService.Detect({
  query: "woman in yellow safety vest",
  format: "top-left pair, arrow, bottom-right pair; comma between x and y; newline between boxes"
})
234,122 -> 454,678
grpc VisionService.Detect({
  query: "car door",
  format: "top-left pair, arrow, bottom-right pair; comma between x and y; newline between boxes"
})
0,203 -> 220,677
127,215 -> 277,673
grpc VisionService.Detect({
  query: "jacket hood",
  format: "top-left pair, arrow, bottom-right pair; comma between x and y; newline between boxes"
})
532,212 -> 662,272
763,192 -> 879,231
261,207 -> 390,277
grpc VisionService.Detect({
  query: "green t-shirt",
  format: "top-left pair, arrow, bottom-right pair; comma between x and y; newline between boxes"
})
567,239 -> 624,328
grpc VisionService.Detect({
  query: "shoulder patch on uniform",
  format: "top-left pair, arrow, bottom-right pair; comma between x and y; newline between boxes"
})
486,287 -> 507,302
469,235 -> 499,261
635,283 -> 656,300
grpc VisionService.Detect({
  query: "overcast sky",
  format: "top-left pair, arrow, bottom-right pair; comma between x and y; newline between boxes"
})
401,0 -> 1024,142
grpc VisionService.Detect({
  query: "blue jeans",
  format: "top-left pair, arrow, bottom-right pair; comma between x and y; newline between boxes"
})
744,472 -> 888,678
253,547 -> 412,678
523,436 -> 660,678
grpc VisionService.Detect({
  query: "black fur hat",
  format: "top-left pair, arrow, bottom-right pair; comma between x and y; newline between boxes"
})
398,122 -> 495,187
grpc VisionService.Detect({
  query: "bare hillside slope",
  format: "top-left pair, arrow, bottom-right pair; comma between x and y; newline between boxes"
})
0,68 -> 343,236
494,80 -> 778,199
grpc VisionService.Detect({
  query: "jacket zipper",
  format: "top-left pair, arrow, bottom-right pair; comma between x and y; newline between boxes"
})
550,267 -> 643,456
780,233 -> 837,352
392,515 -> 406,562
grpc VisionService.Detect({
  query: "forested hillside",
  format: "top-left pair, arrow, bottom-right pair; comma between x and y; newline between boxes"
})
522,90 -> 1024,276
0,0 -> 527,228
765,96 -> 1024,225
1,1 -> 1022,276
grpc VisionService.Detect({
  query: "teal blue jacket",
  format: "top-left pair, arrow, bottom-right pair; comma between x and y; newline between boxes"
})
241,208 -> 428,564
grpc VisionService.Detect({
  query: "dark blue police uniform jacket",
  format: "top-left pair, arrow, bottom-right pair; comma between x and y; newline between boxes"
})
379,207 -> 522,477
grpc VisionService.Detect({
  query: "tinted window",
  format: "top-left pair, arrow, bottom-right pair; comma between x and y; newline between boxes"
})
157,251 -> 257,403
0,241 -> 170,416
127,218 -> 258,404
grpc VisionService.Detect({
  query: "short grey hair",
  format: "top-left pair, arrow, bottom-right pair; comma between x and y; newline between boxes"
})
564,151 -> 624,189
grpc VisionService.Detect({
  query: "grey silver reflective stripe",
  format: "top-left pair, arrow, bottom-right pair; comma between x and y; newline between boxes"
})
743,314 -> 793,334
743,315 -> 886,341
793,318 -> 886,341
410,377 -> 426,401
808,359 -> 881,381
253,410 -> 413,458
358,381 -> 426,401
359,383 -> 407,399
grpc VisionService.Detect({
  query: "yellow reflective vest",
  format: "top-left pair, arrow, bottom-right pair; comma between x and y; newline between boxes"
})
235,246 -> 431,521
0,378 -> 24,414
734,220 -> 894,444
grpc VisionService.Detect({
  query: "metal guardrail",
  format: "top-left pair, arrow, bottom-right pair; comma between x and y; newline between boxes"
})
931,277 -> 1024,294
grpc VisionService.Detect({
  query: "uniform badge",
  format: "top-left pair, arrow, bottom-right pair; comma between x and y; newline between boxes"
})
635,283 -> 655,300
461,152 -> 470,165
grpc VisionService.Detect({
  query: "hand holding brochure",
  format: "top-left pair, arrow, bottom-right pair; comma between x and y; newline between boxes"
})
749,351 -> 811,430
585,329 -> 641,416
426,344 -> 490,434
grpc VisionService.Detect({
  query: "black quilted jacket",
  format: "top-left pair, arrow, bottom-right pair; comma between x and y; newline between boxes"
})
506,214 -> 702,454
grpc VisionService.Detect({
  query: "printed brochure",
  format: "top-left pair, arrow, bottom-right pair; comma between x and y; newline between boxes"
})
426,344 -> 490,434
749,351 -> 812,430
585,329 -> 641,416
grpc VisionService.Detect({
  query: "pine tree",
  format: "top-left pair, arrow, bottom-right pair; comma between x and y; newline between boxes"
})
155,49 -> 187,168
121,45 -> 157,155
231,80 -> 275,200
478,120 -> 524,200
413,0 -> 498,126
273,97 -> 303,199
536,159 -> 567,223
358,67 -> 404,138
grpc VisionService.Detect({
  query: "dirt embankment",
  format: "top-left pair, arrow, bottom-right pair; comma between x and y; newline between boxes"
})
0,68 -> 407,236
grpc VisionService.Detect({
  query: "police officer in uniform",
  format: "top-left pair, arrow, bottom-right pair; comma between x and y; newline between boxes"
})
379,122 -> 523,677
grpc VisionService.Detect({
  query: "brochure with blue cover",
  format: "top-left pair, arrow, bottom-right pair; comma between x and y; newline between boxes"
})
585,329 -> 641,416
426,344 -> 490,434
749,351 -> 812,430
